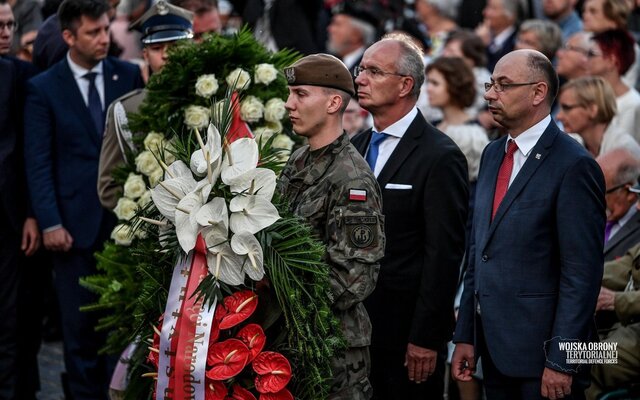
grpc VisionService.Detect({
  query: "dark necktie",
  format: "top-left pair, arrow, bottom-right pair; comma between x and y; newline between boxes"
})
366,131 -> 388,171
492,139 -> 518,220
83,72 -> 104,135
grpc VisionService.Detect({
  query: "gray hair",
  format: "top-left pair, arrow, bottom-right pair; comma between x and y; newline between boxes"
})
611,149 -> 640,186
501,0 -> 528,23
350,17 -> 377,47
519,19 -> 563,59
423,0 -> 461,21
381,33 -> 425,99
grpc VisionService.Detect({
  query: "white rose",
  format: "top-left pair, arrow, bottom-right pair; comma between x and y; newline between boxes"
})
135,150 -> 161,176
272,133 -> 295,151
123,173 -> 147,199
264,98 -> 286,123
254,63 -> 278,85
111,224 -> 133,246
148,169 -> 164,188
137,190 -> 152,208
113,197 -> 138,221
240,96 -> 264,123
195,74 -> 219,98
184,105 -> 210,129
226,68 -> 251,91
265,120 -> 283,134
253,126 -> 276,146
143,132 -> 165,152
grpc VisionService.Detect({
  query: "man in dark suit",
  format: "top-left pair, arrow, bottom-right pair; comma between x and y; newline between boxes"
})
23,0 -> 143,397
452,49 -> 605,400
351,34 -> 469,399
596,148 -> 640,262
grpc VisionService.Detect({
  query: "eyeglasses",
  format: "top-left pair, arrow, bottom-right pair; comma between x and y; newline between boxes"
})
354,65 -> 408,79
484,81 -> 539,93
560,44 -> 600,58
0,21 -> 17,32
559,103 -> 584,112
605,183 -> 628,195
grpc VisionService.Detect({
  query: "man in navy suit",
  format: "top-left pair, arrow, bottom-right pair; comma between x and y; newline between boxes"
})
351,33 -> 469,399
452,49 -> 605,400
23,0 -> 143,397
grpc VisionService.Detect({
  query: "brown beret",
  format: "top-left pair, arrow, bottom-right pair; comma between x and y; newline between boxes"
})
284,54 -> 355,97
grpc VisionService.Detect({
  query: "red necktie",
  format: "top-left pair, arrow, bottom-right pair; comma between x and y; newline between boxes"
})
492,139 -> 518,220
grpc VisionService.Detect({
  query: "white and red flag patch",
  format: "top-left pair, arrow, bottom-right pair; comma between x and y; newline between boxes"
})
349,189 -> 367,202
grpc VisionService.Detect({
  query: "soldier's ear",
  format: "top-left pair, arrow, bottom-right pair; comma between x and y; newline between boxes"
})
326,93 -> 343,115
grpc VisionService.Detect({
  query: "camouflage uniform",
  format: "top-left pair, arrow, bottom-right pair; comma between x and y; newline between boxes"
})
586,243 -> 640,399
278,132 -> 385,400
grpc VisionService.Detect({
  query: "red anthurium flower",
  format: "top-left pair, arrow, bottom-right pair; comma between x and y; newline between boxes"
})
236,324 -> 266,361
206,380 -> 228,400
259,389 -> 293,400
226,384 -> 257,400
206,339 -> 250,380
252,352 -> 292,393
147,318 -> 163,367
219,290 -> 258,329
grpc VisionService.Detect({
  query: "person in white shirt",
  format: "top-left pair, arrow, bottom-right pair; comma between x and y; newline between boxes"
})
556,76 -> 640,158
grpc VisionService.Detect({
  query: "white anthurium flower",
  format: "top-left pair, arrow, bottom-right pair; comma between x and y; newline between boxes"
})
230,168 -> 277,201
205,232 -> 244,286
165,160 -> 192,180
196,197 -> 229,232
230,232 -> 264,282
190,124 -> 223,178
195,179 -> 214,204
175,191 -> 205,253
150,174 -> 197,223
221,138 -> 259,185
229,195 -> 280,234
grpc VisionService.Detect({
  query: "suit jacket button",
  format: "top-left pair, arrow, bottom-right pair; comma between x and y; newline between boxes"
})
481,254 -> 488,262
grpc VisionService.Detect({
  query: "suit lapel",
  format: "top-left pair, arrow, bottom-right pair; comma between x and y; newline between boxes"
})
604,211 -> 640,254
484,121 -> 559,244
58,59 -> 101,147
376,114 -> 422,189
103,58 -> 121,107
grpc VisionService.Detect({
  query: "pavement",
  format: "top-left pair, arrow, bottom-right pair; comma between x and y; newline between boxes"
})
37,341 -> 65,400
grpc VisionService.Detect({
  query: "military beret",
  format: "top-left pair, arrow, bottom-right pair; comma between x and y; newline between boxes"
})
130,0 -> 194,45
284,54 -> 356,97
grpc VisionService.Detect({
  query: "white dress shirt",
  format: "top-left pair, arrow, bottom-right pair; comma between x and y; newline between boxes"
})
67,52 -> 105,109
368,107 -> 418,177
505,115 -> 551,187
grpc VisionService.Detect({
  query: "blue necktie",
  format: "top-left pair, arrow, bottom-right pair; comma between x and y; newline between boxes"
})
84,72 -> 104,136
366,131 -> 388,170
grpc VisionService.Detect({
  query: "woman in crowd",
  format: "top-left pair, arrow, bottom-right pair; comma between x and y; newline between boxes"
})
426,56 -> 488,208
556,76 -> 640,158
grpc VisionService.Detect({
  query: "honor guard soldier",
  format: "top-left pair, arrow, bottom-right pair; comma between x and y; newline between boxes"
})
98,0 -> 193,209
277,54 -> 385,399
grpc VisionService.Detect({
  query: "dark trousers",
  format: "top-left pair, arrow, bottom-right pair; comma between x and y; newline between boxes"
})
0,216 -> 19,399
477,316 -> 589,400
52,224 -> 114,400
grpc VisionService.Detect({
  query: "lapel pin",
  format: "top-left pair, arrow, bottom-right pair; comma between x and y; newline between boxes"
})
535,153 -> 541,159
113,74 -> 119,81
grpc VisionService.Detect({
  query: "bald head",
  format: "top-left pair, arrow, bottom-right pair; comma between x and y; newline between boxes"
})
496,49 -> 558,105
597,148 -> 640,187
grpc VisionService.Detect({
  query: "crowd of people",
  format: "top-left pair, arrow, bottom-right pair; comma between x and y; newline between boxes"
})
2,0 -> 640,399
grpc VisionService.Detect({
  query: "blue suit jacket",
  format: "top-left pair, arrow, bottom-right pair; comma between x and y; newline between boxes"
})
24,56 -> 143,249
454,120 -> 606,377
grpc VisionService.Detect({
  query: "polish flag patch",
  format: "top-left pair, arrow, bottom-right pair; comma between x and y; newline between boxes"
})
349,189 -> 367,202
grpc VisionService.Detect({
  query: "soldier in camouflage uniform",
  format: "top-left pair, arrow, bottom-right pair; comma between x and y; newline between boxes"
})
278,54 -> 385,399
586,241 -> 640,399
97,0 -> 193,209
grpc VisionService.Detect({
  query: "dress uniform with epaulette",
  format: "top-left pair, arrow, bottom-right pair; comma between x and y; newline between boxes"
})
97,1 -> 193,209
